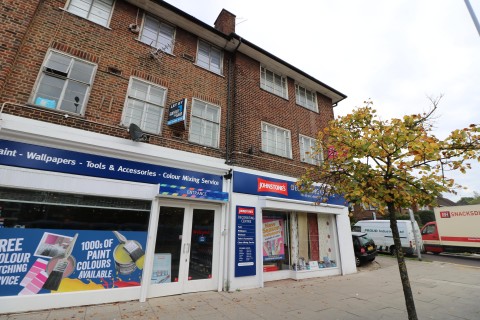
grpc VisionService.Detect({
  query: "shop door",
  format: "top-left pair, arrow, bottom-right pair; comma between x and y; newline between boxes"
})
148,202 -> 221,297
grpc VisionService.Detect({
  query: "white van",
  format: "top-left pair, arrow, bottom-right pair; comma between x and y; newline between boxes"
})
352,220 -> 423,256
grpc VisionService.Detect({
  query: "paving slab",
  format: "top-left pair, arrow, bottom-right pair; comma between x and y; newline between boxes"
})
2,256 -> 480,320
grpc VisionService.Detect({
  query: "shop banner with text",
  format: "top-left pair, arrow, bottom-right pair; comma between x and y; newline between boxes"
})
233,171 -> 345,205
0,139 -> 224,193
0,228 -> 147,297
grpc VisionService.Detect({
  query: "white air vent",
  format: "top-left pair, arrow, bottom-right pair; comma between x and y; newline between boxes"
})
128,23 -> 140,33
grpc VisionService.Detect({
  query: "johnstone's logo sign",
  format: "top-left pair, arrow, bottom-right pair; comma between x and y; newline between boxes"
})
257,178 -> 288,196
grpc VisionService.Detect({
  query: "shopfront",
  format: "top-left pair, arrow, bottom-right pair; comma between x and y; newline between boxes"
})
0,115 -> 230,313
228,169 -> 356,291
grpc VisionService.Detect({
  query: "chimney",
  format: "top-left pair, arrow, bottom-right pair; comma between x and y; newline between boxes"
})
214,9 -> 236,35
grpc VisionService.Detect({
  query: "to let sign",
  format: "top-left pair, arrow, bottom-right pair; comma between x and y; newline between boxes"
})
167,98 -> 187,126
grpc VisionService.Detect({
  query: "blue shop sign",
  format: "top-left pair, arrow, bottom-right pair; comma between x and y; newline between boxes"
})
232,171 -> 345,205
0,139 -> 227,200
234,206 -> 256,277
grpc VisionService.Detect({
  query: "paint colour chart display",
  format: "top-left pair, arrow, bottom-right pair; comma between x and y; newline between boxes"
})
234,206 -> 256,277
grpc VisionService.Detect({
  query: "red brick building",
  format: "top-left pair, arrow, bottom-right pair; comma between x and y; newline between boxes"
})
0,1 -> 352,313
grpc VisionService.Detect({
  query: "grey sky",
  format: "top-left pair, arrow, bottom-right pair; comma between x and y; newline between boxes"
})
165,0 -> 480,201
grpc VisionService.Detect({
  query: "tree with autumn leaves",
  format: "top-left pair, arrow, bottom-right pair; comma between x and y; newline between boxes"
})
297,98 -> 480,320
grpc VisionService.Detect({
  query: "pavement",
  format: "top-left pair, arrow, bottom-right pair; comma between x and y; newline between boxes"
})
2,255 -> 480,320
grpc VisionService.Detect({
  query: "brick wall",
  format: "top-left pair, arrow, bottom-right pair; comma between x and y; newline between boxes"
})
230,52 -> 335,177
1,0 -> 230,159
0,1 -> 42,98
1,1 -> 337,176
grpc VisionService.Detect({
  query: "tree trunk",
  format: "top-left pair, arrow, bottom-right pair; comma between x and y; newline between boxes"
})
388,203 -> 418,320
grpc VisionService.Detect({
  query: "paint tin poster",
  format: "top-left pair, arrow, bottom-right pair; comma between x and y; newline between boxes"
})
0,228 -> 146,297
262,218 -> 285,262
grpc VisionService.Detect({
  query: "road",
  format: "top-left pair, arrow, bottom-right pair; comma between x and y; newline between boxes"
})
421,252 -> 480,268
375,252 -> 480,268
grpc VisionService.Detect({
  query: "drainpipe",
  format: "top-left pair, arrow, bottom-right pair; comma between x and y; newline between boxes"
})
225,36 -> 242,165
222,36 -> 241,292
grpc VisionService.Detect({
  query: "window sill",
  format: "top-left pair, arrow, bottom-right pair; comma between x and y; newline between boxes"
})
259,87 -> 289,101
193,64 -> 225,78
26,103 -> 85,118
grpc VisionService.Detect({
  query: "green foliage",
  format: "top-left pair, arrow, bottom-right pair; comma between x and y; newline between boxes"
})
416,210 -> 435,225
297,99 -> 480,213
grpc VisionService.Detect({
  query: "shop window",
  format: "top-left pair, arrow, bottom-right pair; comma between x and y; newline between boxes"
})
140,15 -> 175,54
299,135 -> 323,165
295,84 -> 318,112
260,66 -> 288,99
196,40 -> 223,75
262,212 -> 291,272
294,213 -> 337,270
262,212 -> 337,273
122,77 -> 167,134
32,50 -> 96,115
261,122 -> 292,158
0,188 -> 150,231
0,187 -> 150,296
66,0 -> 114,27
189,99 -> 220,148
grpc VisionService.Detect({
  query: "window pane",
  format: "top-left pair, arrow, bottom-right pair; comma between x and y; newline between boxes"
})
70,60 -> 95,83
124,100 -> 144,125
158,23 -> 174,53
143,103 -> 162,133
45,52 -> 71,74
68,0 -> 91,18
61,80 -> 88,113
148,86 -> 165,105
130,80 -> 148,100
36,75 -> 64,101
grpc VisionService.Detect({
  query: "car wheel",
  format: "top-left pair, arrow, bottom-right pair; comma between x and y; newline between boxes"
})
355,256 -> 360,267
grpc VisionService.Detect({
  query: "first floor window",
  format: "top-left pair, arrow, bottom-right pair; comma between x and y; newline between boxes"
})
189,99 -> 220,148
260,66 -> 288,99
261,122 -> 292,158
295,84 -> 318,112
32,50 -> 96,114
67,0 -> 114,27
299,135 -> 323,165
122,78 -> 167,134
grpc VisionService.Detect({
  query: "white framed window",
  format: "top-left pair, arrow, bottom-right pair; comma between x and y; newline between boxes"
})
140,15 -> 175,54
189,99 -> 220,148
196,40 -> 223,75
299,135 -> 323,165
121,78 -> 167,134
66,0 -> 114,27
32,50 -> 97,115
295,84 -> 318,112
261,122 -> 292,158
260,66 -> 288,99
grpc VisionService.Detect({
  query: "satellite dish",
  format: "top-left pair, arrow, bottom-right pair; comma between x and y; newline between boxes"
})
128,123 -> 146,142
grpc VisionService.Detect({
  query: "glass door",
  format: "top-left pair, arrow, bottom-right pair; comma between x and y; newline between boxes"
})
148,202 -> 220,297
